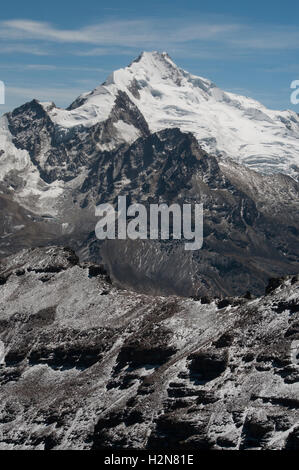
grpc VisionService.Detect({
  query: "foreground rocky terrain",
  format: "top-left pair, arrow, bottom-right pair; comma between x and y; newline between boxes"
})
0,246 -> 298,450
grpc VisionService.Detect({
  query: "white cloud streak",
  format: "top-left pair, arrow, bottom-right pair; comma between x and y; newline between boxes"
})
6,85 -> 85,103
1,44 -> 50,55
1,17 -> 297,51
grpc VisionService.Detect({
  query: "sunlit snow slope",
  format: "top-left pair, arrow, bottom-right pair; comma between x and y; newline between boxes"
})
47,51 -> 299,178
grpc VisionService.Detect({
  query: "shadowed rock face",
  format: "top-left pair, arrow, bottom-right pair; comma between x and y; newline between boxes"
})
6,94 -> 149,184
1,100 -> 299,298
83,129 -> 299,297
0,247 -> 298,450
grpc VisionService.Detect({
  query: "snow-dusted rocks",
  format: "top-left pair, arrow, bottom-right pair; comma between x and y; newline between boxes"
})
0,246 -> 79,280
0,247 -> 298,449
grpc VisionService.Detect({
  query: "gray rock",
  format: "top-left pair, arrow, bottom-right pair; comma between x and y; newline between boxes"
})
0,246 -> 298,450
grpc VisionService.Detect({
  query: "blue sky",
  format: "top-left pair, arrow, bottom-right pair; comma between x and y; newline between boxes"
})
0,0 -> 299,115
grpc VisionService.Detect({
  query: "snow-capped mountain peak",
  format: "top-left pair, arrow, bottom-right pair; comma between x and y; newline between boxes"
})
37,51 -> 299,178
110,50 -> 209,88
0,51 -> 296,178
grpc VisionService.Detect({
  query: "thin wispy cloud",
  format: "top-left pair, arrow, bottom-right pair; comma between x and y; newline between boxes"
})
0,63 -> 107,72
6,85 -> 86,102
1,44 -> 50,55
1,18 -> 299,53
0,11 -> 298,113
76,47 -> 138,57
229,30 -> 299,50
0,19 -> 160,45
25,64 -> 107,72
1,85 -> 89,115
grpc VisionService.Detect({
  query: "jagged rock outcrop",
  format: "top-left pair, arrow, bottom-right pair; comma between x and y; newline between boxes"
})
6,91 -> 149,184
0,247 -> 298,450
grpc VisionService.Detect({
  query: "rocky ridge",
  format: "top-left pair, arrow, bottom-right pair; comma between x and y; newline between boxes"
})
0,126 -> 298,298
0,246 -> 298,450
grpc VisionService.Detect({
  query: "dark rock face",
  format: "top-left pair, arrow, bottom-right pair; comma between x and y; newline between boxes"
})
188,349 -> 228,383
6,92 -> 149,184
83,128 -> 299,298
265,277 -> 286,295
115,332 -> 177,371
1,98 -> 299,298
0,247 -> 298,450
285,426 -> 299,449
